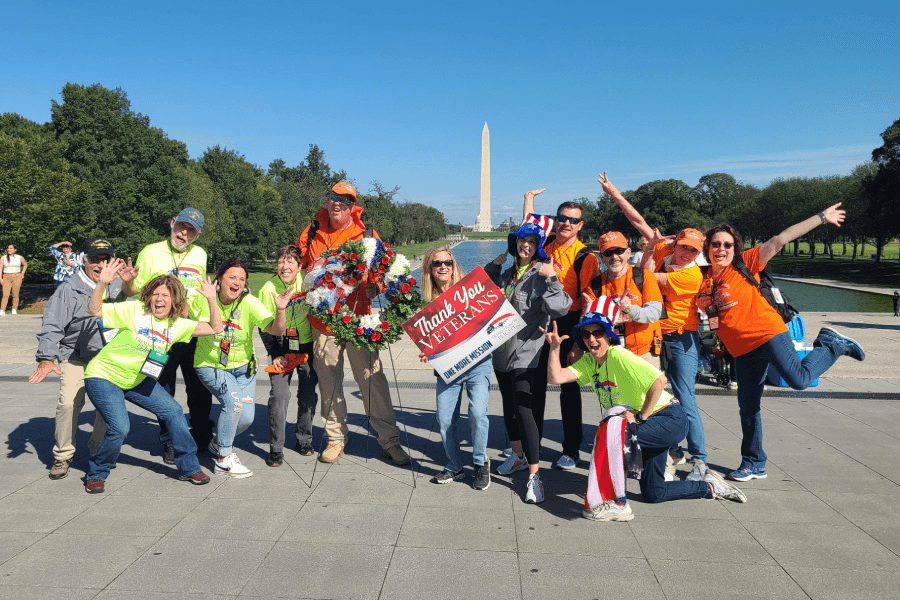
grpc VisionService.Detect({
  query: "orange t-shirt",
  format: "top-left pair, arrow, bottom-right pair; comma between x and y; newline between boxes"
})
544,238 -> 599,313
695,246 -> 787,357
592,268 -> 662,355
651,242 -> 701,334
296,207 -> 380,334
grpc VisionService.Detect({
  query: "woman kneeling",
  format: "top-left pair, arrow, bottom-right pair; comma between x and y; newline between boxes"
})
545,296 -> 747,521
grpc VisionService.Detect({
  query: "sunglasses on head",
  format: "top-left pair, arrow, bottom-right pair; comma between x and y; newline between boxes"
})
601,247 -> 628,258
431,260 -> 454,268
710,241 -> 734,249
581,328 -> 605,340
328,193 -> 355,207
556,214 -> 582,225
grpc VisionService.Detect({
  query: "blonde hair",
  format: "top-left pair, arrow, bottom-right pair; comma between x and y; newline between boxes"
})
421,246 -> 465,302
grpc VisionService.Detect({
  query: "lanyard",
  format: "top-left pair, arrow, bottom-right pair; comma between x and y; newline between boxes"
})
169,243 -> 190,277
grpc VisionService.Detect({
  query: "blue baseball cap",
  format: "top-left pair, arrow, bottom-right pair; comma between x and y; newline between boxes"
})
175,207 -> 204,232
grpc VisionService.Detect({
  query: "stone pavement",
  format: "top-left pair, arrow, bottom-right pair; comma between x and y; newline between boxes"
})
1,311 -> 899,599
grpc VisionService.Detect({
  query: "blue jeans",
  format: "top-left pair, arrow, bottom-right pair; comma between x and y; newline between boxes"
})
637,403 -> 710,503
663,329 -> 706,462
734,330 -> 843,471
197,364 -> 257,457
85,377 -> 201,481
436,357 -> 491,471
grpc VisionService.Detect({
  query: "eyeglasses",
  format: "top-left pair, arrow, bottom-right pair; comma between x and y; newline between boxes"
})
710,241 -> 734,249
581,329 -> 605,340
431,260 -> 454,268
601,247 -> 628,258
328,193 -> 355,207
86,255 -> 111,264
556,214 -> 582,225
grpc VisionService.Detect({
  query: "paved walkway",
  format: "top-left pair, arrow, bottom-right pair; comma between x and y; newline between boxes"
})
772,276 -> 898,297
1,312 -> 899,599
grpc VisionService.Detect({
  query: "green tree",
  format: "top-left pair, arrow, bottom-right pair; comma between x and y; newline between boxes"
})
631,179 -> 704,236
868,117 -> 900,262
49,83 -> 193,258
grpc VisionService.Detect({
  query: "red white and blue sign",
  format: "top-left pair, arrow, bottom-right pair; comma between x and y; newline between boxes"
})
403,266 -> 525,383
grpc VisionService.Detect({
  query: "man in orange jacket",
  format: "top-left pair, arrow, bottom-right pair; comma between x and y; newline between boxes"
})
296,182 -> 410,466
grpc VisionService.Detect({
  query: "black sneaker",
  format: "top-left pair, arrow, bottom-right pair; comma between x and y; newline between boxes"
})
473,460 -> 491,491
431,468 -> 465,484
295,441 -> 315,456
266,451 -> 284,467
162,443 -> 175,465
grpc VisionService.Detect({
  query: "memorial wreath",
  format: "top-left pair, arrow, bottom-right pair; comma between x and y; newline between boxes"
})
304,238 -> 422,351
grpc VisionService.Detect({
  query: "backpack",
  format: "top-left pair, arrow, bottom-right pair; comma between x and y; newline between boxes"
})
702,258 -> 798,323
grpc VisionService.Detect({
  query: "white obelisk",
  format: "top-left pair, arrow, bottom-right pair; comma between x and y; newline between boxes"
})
474,123 -> 492,232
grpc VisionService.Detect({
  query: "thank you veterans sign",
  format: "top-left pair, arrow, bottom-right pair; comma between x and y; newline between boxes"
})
403,266 -> 525,384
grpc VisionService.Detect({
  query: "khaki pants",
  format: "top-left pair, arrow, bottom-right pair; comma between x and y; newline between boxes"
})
1,272 -> 23,311
54,357 -> 107,462
313,329 -> 400,448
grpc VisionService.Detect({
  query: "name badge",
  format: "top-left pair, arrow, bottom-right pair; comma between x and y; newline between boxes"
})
140,350 -> 169,380
285,328 -> 300,351
219,339 -> 231,367
705,304 -> 720,331
97,319 -> 119,346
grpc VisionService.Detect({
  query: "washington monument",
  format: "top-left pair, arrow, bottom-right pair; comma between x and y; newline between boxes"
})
473,122 -> 492,232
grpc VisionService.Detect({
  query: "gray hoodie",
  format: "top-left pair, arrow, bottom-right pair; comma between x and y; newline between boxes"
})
35,269 -> 124,363
485,260 -> 572,372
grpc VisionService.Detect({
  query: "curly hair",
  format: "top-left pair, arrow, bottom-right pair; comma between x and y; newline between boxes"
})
421,246 -> 466,302
140,275 -> 187,320
702,223 -> 745,264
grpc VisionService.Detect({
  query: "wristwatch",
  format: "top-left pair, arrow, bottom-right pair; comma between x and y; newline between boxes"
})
818,211 -> 827,224
634,412 -> 646,424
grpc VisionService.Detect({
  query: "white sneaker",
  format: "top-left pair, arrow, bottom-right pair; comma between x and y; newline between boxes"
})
554,454 -> 577,470
214,453 -> 253,478
10,309 -> 16,315
664,471 -> 674,482
583,501 -> 634,522
686,459 -> 708,482
496,452 -> 528,476
704,470 -> 746,503
0,310 -> 4,316
525,474 -> 545,504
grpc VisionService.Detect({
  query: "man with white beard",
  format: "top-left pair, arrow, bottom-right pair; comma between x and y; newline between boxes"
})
120,208 -> 214,462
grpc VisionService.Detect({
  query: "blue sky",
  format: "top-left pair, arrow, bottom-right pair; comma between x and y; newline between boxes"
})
3,1 -> 898,226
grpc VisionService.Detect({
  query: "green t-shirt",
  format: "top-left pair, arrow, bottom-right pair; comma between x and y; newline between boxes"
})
568,346 -> 673,412
85,302 -> 198,389
257,276 -> 311,344
193,293 -> 273,369
133,240 -> 207,297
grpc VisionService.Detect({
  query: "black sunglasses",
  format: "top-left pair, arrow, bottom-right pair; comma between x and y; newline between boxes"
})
601,247 -> 628,258
431,260 -> 454,268
710,241 -> 734,249
328,193 -> 355,207
86,255 -> 112,264
582,328 -> 605,340
556,214 -> 582,225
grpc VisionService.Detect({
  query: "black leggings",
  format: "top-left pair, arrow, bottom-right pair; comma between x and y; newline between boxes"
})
495,368 -> 542,466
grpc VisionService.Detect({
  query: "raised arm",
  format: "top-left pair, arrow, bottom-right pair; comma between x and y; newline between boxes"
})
542,322 -> 579,385
86,259 -> 125,317
192,276 -> 223,336
759,203 -> 845,265
598,171 -> 655,242
264,288 -> 291,336
523,188 -> 546,220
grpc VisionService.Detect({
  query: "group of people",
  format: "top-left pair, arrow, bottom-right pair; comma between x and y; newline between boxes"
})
28,176 -> 866,521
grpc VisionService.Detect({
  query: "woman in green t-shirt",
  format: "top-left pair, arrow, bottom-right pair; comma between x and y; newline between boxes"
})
194,258 -> 290,479
83,263 -> 223,494
545,296 -> 747,522
257,245 -> 316,467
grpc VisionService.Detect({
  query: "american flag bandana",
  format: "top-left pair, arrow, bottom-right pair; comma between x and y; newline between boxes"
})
522,213 -> 555,237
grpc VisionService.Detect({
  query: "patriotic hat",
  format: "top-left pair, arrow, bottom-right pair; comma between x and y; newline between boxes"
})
572,296 -> 621,350
508,213 -> 554,260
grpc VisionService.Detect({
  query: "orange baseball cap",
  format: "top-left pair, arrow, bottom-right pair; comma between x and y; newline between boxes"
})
331,182 -> 358,202
598,231 -> 629,253
675,228 -> 704,251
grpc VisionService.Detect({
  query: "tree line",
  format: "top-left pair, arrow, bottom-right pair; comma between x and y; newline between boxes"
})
0,83 -> 449,278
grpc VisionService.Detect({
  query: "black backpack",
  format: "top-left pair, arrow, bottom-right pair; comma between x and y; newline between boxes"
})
702,258 -> 798,323
543,234 -> 593,294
